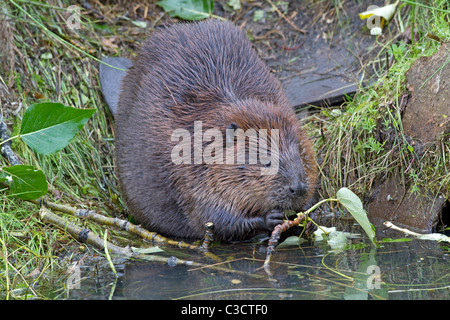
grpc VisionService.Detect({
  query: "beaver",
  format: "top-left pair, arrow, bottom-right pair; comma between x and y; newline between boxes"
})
113,19 -> 317,242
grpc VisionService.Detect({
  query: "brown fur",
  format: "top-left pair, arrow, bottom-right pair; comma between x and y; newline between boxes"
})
115,19 -> 317,241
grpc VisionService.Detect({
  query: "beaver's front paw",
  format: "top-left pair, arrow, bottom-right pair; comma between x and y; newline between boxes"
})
263,210 -> 285,231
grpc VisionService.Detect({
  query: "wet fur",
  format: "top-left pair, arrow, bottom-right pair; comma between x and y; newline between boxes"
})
115,19 -> 317,241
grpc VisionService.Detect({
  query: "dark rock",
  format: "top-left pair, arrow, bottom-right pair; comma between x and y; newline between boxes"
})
99,57 -> 132,117
368,175 -> 446,233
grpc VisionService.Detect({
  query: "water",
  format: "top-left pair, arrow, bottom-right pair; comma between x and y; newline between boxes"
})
50,230 -> 449,300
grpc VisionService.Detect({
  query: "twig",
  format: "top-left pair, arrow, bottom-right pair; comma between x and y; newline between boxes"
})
383,221 -> 422,237
266,0 -> 307,34
0,113 -> 21,166
263,198 -> 339,270
37,208 -> 221,269
383,221 -> 450,243
263,213 -> 307,270
199,222 -> 214,252
38,206 -> 132,256
38,206 -> 234,272
26,198 -> 199,250
31,197 -> 222,260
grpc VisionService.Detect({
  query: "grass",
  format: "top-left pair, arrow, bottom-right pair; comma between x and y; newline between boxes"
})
0,0 -> 449,299
0,0 -> 140,299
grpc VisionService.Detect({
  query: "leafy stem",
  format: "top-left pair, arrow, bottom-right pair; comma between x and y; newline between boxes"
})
265,188 -> 379,270
298,197 -> 339,218
0,135 -> 19,146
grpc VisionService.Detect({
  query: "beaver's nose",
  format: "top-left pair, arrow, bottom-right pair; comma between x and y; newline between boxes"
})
289,181 -> 307,198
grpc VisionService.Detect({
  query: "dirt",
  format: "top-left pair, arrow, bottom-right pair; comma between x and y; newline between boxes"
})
403,42 -> 450,144
368,175 -> 447,233
368,42 -> 450,233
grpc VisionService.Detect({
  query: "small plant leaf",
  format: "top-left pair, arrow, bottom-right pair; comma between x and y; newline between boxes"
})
1,165 -> 47,200
157,0 -> 214,20
337,187 -> 377,246
20,102 -> 96,155
381,237 -> 413,243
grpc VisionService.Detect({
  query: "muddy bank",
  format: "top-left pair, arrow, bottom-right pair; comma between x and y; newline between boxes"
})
367,42 -> 450,233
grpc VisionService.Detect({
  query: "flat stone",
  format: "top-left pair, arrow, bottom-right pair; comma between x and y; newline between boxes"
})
99,56 -> 132,117
280,41 -> 363,108
262,1 -> 378,108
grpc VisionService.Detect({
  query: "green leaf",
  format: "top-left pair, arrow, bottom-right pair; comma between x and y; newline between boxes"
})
253,10 -> 265,22
337,187 -> 377,246
20,102 -> 96,155
227,0 -> 241,11
157,0 -> 214,20
278,236 -> 306,248
1,165 -> 47,200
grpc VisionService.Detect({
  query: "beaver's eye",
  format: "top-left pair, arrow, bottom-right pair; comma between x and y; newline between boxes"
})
227,122 -> 238,130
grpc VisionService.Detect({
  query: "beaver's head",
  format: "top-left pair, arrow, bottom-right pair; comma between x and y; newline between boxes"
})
170,99 -> 317,218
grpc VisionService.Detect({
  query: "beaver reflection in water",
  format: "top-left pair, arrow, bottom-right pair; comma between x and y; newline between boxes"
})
111,19 -> 317,242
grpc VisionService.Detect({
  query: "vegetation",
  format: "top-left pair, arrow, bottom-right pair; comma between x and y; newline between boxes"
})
306,0 -> 449,200
1,0 -> 124,299
0,0 -> 448,299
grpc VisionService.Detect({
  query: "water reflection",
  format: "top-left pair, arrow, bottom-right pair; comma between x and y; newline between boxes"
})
64,236 -> 450,300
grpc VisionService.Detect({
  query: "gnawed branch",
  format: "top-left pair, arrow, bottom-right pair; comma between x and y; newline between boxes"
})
38,206 -> 224,269
263,213 -> 307,270
39,206 -> 132,256
199,222 -> 215,252
30,198 -> 200,250
384,221 -> 450,243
